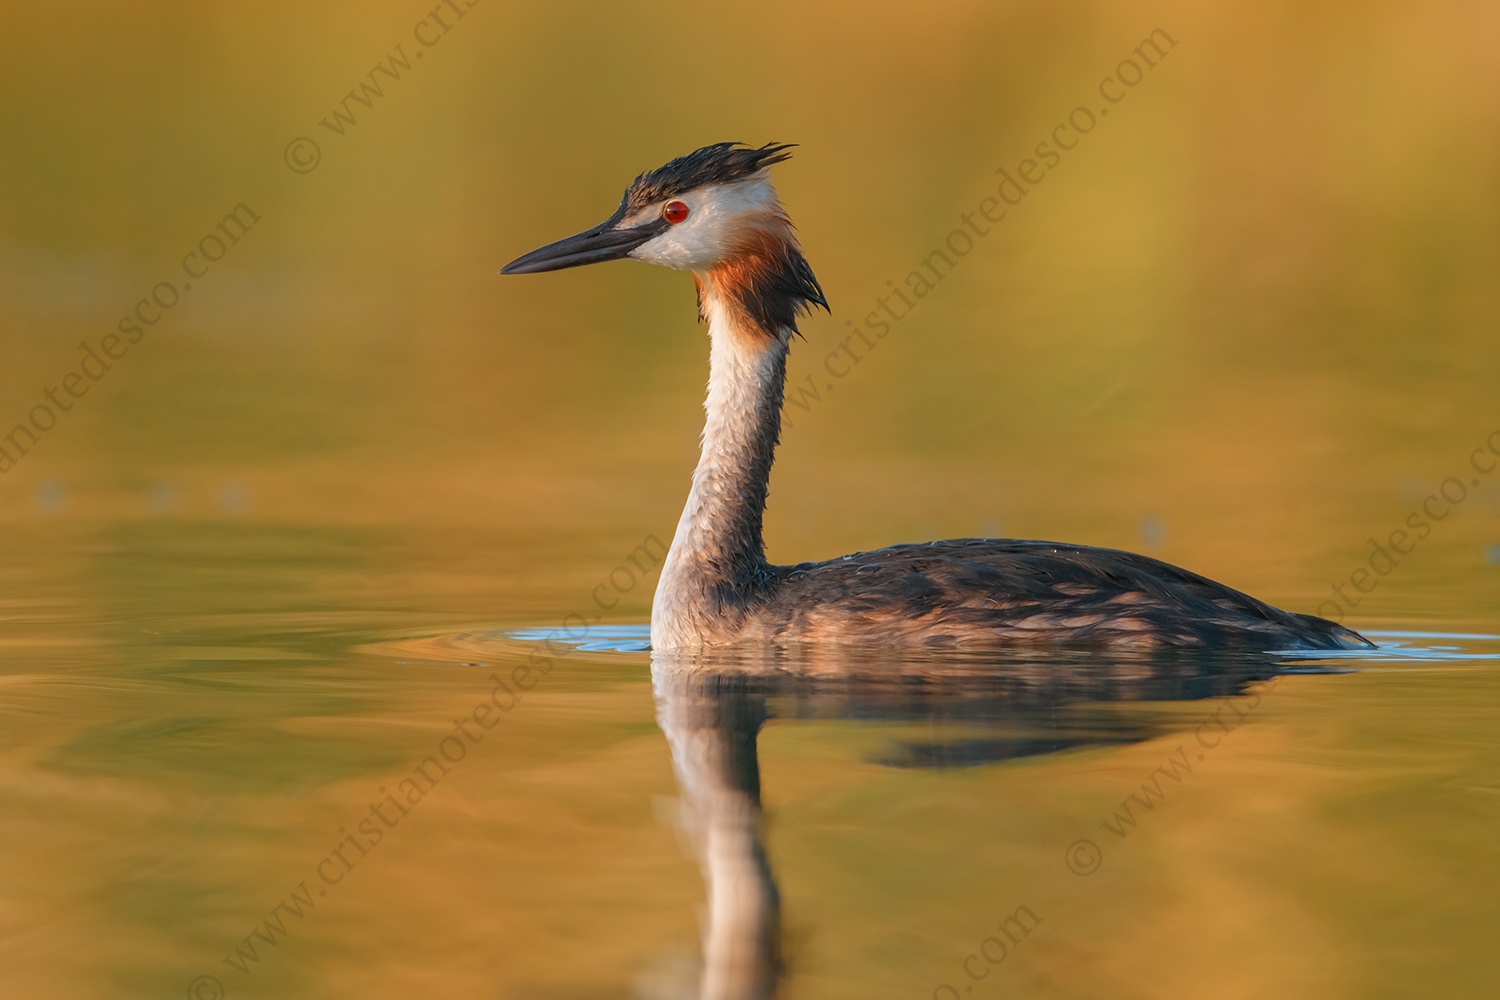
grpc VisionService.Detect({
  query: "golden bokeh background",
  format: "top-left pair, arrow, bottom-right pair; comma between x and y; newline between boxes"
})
2,2 -> 1498,998
3,0 -> 1496,620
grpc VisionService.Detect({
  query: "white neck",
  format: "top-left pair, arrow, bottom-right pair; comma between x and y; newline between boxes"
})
651,289 -> 787,649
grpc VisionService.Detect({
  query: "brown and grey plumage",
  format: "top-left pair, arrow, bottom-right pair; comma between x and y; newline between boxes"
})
502,142 -> 1371,653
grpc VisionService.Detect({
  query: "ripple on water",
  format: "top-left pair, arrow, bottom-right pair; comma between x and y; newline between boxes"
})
494,625 -> 1500,665
1274,630 -> 1500,664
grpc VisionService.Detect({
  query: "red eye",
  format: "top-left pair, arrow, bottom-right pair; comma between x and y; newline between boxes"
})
664,200 -> 690,224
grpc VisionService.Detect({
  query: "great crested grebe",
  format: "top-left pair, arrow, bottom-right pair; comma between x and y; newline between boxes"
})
502,142 -> 1371,653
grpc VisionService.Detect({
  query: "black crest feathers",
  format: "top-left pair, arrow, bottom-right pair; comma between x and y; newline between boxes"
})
621,142 -> 796,215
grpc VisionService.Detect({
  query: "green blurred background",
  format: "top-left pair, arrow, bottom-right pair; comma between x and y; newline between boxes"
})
2,3 -> 1499,998
2,0 -> 1496,623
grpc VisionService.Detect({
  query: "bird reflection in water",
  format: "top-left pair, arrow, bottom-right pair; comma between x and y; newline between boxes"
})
649,646 -> 1297,1000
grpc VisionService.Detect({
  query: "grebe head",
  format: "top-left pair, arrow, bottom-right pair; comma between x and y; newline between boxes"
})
502,141 -> 827,337
500,142 -> 799,274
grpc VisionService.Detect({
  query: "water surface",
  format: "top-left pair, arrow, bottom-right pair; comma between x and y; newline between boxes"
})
3,2 -> 1499,997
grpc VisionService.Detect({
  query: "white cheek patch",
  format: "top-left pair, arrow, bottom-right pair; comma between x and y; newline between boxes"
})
631,224 -> 713,270
628,177 -> 780,270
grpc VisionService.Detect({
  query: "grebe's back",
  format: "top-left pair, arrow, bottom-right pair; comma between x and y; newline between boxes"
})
736,538 -> 1368,650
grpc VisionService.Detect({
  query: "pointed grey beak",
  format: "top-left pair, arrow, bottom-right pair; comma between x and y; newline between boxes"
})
499,212 -> 670,275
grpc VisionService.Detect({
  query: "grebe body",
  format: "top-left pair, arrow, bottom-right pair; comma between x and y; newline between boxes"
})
502,143 -> 1370,653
